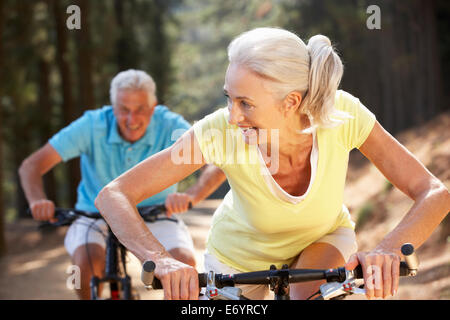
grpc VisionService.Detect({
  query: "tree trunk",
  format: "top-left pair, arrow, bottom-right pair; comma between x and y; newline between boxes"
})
0,0 -> 5,256
422,0 -> 444,117
150,0 -> 170,104
76,0 -> 95,110
53,0 -> 80,207
114,0 -> 139,70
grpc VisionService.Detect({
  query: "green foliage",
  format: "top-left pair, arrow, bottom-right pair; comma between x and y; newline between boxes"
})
1,0 -> 449,222
355,201 -> 375,231
168,0 -> 284,121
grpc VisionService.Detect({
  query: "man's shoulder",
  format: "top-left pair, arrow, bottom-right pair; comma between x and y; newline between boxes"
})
80,105 -> 113,128
153,105 -> 190,127
83,105 -> 113,118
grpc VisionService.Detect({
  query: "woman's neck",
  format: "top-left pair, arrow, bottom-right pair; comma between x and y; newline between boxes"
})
264,113 -> 312,156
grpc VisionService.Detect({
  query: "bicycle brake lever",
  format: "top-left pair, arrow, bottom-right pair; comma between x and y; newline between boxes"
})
205,271 -> 243,300
38,211 -> 77,229
319,270 -> 365,300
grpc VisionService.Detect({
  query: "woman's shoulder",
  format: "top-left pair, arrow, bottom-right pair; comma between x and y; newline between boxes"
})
330,90 -> 377,150
194,107 -> 230,131
334,90 -> 362,113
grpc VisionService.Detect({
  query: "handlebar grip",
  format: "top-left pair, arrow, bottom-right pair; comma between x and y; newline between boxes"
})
401,243 -> 419,273
141,260 -> 157,289
144,274 -> 207,290
353,262 -> 410,279
353,261 -> 410,279
150,274 -> 208,290
353,243 -> 419,278
141,260 -> 207,290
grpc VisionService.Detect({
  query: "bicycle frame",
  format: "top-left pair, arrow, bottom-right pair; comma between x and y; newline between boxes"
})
37,205 -> 174,300
90,225 -> 133,300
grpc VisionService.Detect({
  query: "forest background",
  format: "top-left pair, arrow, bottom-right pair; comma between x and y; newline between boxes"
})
0,0 -> 449,256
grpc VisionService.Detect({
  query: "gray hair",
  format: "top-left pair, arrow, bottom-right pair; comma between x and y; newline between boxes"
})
109,69 -> 157,107
227,27 -> 351,130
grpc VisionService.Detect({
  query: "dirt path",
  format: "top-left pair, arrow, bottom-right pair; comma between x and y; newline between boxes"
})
0,201 -> 219,300
1,198 -> 448,300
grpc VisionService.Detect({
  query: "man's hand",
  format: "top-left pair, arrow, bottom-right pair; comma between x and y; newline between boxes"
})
165,192 -> 194,217
30,199 -> 57,223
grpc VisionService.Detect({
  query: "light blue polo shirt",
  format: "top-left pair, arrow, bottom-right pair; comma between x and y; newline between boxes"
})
49,105 -> 191,212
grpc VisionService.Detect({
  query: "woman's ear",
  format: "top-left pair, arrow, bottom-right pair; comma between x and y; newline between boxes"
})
282,91 -> 303,115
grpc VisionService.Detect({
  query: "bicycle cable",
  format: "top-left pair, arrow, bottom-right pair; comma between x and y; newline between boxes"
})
84,218 -> 105,279
305,289 -> 321,300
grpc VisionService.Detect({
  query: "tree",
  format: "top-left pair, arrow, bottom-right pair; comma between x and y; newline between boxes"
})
0,0 -> 5,255
76,0 -> 95,110
52,0 -> 80,206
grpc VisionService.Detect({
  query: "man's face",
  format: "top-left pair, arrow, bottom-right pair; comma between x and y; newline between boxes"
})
113,89 -> 156,143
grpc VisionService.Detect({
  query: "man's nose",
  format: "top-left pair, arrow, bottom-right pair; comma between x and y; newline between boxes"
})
228,103 -> 244,125
127,111 -> 139,124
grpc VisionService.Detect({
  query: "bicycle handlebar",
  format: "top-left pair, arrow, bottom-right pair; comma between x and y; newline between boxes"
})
142,243 -> 419,295
36,204 -> 173,229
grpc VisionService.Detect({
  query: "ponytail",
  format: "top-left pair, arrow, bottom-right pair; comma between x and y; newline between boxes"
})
301,35 -> 347,128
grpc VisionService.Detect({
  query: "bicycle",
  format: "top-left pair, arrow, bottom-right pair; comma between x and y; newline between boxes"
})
141,243 -> 419,300
38,204 -> 178,300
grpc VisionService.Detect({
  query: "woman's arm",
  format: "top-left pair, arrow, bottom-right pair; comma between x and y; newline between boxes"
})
346,121 -> 449,299
359,121 -> 449,252
95,129 -> 206,299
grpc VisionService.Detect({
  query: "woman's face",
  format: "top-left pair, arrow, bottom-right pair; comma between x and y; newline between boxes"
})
224,63 -> 284,145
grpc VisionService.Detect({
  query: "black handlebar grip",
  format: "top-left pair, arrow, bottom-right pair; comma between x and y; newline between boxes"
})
141,261 -> 207,291
144,274 -> 206,291
141,260 -> 157,289
353,262 -> 409,279
401,243 -> 419,273
152,277 -> 163,289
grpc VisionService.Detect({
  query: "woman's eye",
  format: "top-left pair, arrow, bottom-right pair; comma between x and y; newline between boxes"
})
241,100 -> 253,109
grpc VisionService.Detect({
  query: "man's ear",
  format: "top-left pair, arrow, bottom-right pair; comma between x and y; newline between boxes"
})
151,97 -> 158,108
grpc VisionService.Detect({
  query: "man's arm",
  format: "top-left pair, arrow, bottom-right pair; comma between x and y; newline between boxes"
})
165,164 -> 226,216
18,142 -> 62,221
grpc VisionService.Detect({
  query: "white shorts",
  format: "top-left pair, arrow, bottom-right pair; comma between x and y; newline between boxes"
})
202,227 -> 358,300
64,215 -> 195,257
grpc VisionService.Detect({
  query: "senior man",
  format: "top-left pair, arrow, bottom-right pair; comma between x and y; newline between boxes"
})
19,69 -> 226,299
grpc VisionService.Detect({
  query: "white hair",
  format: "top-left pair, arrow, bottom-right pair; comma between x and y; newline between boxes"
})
227,27 -> 351,130
109,69 -> 157,107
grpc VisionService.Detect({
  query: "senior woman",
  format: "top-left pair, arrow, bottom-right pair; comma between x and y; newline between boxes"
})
95,27 -> 449,300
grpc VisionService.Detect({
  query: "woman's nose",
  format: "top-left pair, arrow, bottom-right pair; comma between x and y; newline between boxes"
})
228,103 -> 244,125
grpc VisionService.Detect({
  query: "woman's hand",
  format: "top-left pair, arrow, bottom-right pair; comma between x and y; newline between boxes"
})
345,248 -> 401,299
165,192 -> 194,217
155,255 -> 199,300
